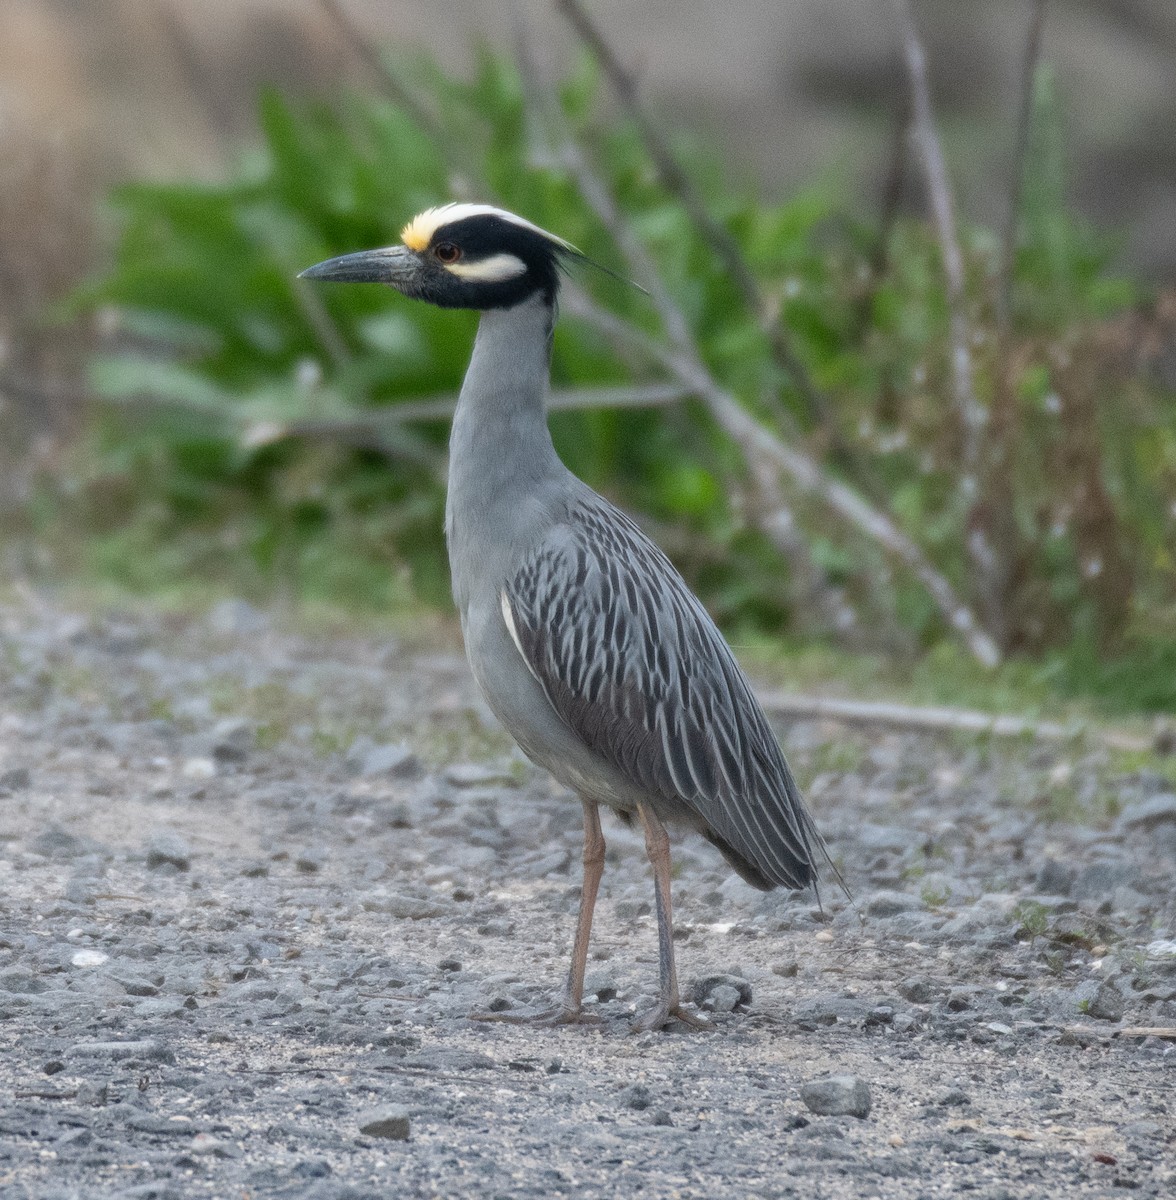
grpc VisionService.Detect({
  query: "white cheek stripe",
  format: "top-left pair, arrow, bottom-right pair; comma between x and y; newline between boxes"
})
501,590 -> 540,680
445,253 -> 528,283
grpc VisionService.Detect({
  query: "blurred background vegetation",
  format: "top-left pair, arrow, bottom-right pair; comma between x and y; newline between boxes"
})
1,0 -> 1174,716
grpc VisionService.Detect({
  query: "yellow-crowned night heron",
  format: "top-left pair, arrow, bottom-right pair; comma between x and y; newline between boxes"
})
301,204 -> 830,1030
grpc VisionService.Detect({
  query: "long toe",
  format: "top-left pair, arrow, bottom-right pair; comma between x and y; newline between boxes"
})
630,1000 -> 713,1033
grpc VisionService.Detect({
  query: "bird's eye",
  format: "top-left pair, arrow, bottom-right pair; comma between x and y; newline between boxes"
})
434,242 -> 461,264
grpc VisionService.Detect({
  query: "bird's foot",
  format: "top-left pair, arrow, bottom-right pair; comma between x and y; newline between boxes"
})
630,1000 -> 714,1033
469,1002 -> 601,1027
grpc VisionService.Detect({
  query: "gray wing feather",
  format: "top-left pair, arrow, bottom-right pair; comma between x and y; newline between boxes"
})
505,494 -> 829,891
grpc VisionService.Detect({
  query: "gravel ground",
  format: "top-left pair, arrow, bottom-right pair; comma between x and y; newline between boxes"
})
0,592 -> 1173,1199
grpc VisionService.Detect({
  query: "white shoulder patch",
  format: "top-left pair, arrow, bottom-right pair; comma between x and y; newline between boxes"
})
500,589 -> 540,681
401,203 -> 579,254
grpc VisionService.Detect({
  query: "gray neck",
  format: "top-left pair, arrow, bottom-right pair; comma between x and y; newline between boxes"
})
446,294 -> 566,601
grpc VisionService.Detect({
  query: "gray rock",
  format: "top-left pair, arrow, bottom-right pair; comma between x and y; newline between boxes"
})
1087,980 -> 1125,1022
145,833 -> 192,871
0,969 -> 49,995
28,826 -> 98,860
584,973 -> 619,1002
800,1075 -> 872,1119
348,739 -> 422,779
708,985 -> 743,1013
64,877 -> 99,905
1117,793 -> 1176,832
620,1084 -> 654,1110
361,892 -> 452,920
897,976 -> 938,1004
120,1183 -> 183,1200
794,996 -> 872,1028
403,1047 -> 494,1072
295,848 -> 325,873
357,1105 -> 410,1140
0,766 -> 31,790
866,890 -> 921,917
1035,859 -> 1076,895
134,997 -> 190,1018
209,717 -> 254,763
68,1039 -> 173,1061
1072,861 -> 1141,901
857,824 -> 916,854
690,973 -> 752,1011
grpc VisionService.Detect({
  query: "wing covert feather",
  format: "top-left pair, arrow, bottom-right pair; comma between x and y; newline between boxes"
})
504,496 -> 828,890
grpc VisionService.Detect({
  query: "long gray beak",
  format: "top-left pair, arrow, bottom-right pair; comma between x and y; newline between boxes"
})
298,244 -> 418,284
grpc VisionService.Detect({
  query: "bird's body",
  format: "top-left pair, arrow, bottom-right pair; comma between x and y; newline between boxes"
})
302,203 -> 830,1028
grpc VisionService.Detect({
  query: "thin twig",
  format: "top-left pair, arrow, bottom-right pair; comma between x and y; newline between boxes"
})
997,0 -> 1049,337
555,0 -> 835,436
512,38 -> 861,639
889,0 -> 1008,649
984,0 -> 1049,658
316,0 -> 443,140
114,382 -> 687,425
888,0 -> 988,478
292,279 -> 352,370
852,95 -> 911,340
756,691 -> 1153,753
563,286 -> 1001,667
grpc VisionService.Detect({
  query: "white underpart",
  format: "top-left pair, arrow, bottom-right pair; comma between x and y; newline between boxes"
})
401,202 -> 579,254
500,590 -> 540,681
445,252 -> 529,283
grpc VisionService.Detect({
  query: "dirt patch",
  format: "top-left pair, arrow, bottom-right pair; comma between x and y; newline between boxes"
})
0,594 -> 1172,1197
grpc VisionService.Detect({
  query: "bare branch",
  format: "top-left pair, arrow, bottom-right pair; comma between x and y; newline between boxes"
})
292,279 -> 351,370
554,0 -> 835,436
259,382 -> 691,427
564,287 -> 1001,667
316,0 -> 444,140
851,95 -> 911,341
512,41 -> 864,640
86,379 -> 691,474
755,690 -> 1153,754
996,0 -> 1049,337
888,0 -> 988,476
889,0 -> 1012,648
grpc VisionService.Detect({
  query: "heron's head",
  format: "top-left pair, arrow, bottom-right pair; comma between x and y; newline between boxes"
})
299,203 -> 578,310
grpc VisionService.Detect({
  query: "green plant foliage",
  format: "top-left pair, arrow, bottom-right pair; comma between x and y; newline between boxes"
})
58,48 -> 1176,711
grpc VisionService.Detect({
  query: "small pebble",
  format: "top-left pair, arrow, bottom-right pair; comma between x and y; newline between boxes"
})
898,976 -> 937,1004
0,766 -> 31,791
621,1084 -> 653,1111
146,833 -> 192,871
295,848 -> 324,873
690,974 -> 752,1011
799,1075 -> 872,1119
357,1105 -> 411,1140
350,740 -> 421,779
1088,980 -> 1125,1022
71,949 -> 109,968
181,757 -> 217,780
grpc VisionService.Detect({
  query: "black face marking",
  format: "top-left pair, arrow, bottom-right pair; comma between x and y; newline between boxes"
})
416,214 -> 568,310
